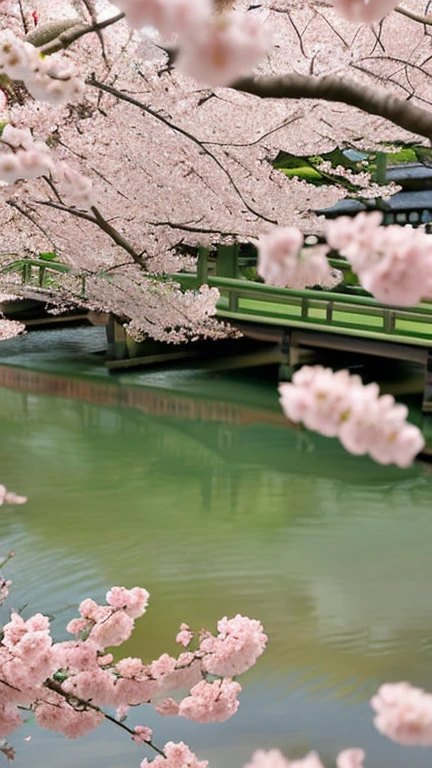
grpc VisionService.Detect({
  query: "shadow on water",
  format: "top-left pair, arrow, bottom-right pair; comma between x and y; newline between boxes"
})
0,328 -> 431,767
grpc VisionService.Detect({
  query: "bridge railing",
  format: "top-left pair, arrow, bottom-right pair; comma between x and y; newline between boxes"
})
0,258 -> 88,297
171,265 -> 432,346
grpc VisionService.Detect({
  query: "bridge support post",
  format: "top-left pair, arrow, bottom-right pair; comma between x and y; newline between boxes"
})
422,349 -> 432,413
278,330 -> 294,381
106,315 -> 128,361
216,245 -> 239,278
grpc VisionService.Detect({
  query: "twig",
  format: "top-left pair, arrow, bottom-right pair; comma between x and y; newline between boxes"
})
44,679 -> 166,758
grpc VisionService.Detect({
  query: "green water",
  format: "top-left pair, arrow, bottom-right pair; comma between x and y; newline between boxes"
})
1,329 -> 432,768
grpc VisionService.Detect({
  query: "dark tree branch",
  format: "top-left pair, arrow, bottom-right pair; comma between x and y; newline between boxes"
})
7,199 -> 56,245
44,679 -> 165,758
38,12 -> 125,55
395,6 -> 432,26
232,73 -> 432,142
90,205 -> 145,264
31,198 -> 144,265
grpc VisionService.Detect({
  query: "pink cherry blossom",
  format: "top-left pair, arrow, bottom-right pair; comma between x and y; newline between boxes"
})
115,0 -> 212,38
0,704 -> 22,738
326,212 -> 432,307
154,697 -> 180,716
0,32 -> 83,105
245,752 -> 326,768
132,725 -> 153,744
176,622 -> 193,647
1,125 -> 33,150
243,749 -> 291,768
258,228 -> 335,290
336,749 -> 365,768
66,618 -> 89,635
371,682 -> 432,746
140,741 -> 208,768
54,163 -> 95,210
279,365 -> 424,466
3,491 -> 27,504
61,667 -> 118,707
51,639 -> 99,672
106,586 -> 150,618
178,678 -> 241,723
34,690 -> 104,738
89,610 -> 134,649
333,0 -> 399,23
290,756 -> 325,768
177,11 -> 270,87
0,484 -> 27,505
279,367 -> 362,438
201,614 -> 267,677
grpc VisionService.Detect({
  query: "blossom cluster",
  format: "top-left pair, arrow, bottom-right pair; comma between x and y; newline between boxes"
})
372,682 -> 432,746
0,124 -> 94,207
244,748 -> 365,768
279,365 -> 424,467
326,212 -> 432,307
257,227 -> 342,290
0,483 -> 27,505
333,0 -> 399,23
0,584 -> 267,742
0,124 -> 54,184
3,570 -> 432,766
0,30 -> 83,105
114,0 -> 270,86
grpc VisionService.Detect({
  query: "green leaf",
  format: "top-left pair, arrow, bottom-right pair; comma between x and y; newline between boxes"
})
39,252 -> 58,262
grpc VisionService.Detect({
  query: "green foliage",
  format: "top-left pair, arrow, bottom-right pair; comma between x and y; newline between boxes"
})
39,252 -> 58,262
272,145 -> 428,193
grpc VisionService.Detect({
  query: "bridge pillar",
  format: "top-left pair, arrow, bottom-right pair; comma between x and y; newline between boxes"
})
215,245 -> 239,278
278,330 -> 294,381
106,315 -> 128,361
423,349 -> 432,413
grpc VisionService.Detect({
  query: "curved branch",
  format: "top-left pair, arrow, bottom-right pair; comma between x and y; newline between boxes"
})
232,73 -> 432,142
36,12 -> 125,56
394,6 -> 432,26
44,679 -> 165,759
32,198 -> 145,265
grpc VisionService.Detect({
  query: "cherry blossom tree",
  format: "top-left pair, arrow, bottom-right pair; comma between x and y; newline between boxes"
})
1,0 -> 432,347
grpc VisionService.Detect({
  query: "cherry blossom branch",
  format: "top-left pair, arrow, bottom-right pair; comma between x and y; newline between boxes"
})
44,679 -> 166,758
148,219 -> 247,237
0,551 -> 14,570
31,198 -> 145,265
17,0 -> 28,35
6,199 -> 56,245
90,206 -> 146,264
37,12 -> 125,56
394,5 -> 432,26
86,75 -> 277,224
232,73 -> 432,141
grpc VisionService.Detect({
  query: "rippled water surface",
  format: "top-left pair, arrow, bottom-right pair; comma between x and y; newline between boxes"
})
1,328 -> 432,768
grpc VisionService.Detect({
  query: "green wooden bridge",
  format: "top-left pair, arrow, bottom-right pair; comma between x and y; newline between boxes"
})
175,245 -> 432,413
1,249 -> 432,411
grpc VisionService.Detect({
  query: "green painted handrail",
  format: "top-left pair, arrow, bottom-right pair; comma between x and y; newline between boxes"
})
0,258 -> 87,297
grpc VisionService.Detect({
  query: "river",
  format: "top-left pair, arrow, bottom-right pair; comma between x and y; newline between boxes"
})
1,327 -> 431,768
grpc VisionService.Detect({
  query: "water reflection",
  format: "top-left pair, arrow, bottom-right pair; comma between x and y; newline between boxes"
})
0,364 -> 431,768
